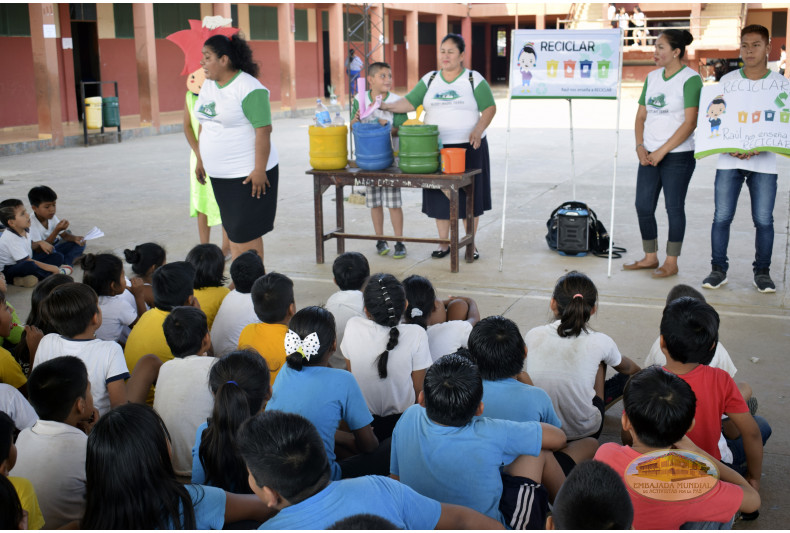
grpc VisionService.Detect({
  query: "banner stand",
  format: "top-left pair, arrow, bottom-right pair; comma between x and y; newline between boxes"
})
498,31 -> 516,273
607,31 -> 624,278
568,99 -> 577,200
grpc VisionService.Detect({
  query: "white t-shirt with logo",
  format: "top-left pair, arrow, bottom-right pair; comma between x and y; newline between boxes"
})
639,65 -> 703,153
0,229 -> 33,270
196,71 -> 279,178
716,69 -> 787,174
405,69 -> 496,144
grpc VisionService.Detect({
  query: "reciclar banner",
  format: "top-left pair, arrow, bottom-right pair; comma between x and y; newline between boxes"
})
694,78 -> 790,159
510,29 -> 621,100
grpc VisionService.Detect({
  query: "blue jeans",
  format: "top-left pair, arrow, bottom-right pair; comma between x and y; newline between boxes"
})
4,253 -> 62,282
711,169 -> 777,272
724,414 -> 772,475
54,239 -> 85,266
681,516 -> 735,529
635,151 -> 696,255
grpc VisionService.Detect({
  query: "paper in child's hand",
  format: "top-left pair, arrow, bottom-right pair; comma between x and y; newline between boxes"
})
83,227 -> 104,241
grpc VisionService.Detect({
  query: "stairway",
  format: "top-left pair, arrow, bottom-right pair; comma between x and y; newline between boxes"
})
694,3 -> 745,52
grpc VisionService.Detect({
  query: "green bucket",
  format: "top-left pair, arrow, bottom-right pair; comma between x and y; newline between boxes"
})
398,124 -> 439,174
102,96 -> 120,127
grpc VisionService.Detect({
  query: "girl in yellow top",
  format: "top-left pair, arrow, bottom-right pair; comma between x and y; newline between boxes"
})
186,244 -> 229,330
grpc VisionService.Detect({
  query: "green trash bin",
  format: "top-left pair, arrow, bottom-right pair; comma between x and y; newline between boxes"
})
102,96 -> 120,127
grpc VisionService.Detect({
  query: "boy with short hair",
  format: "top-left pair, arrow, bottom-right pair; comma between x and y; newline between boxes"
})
237,410 -> 502,530
27,186 -> 85,267
11,356 -> 97,529
154,306 -> 216,477
546,460 -> 633,530
659,297 -> 769,489
0,199 -> 68,288
351,62 -> 409,259
594,366 -> 760,529
210,250 -> 265,356
33,283 -> 129,415
390,353 -> 567,529
325,251 -> 369,370
238,272 -> 294,385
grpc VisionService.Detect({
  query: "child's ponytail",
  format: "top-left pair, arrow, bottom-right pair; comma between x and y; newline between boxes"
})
124,243 -> 166,277
552,270 -> 598,338
199,350 -> 270,492
79,253 -> 124,297
363,274 -> 406,379
285,306 -> 337,371
402,275 -> 435,330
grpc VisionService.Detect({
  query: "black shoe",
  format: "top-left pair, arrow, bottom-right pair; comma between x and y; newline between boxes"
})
753,269 -> 776,293
393,242 -> 407,259
376,240 -> 390,256
702,265 -> 727,289
431,248 -> 450,258
473,249 -> 480,260
604,372 -> 629,410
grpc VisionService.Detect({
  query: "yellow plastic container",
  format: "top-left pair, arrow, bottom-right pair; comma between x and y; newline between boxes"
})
85,97 -> 103,129
309,125 -> 348,170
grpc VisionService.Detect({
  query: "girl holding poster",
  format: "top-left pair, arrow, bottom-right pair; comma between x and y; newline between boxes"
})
380,34 -> 496,260
625,29 -> 702,278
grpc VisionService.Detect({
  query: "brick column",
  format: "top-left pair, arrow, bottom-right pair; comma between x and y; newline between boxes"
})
536,4 -> 546,30
278,3 -> 297,112
370,4 -> 384,63
436,13 -> 448,46
133,3 -> 160,128
29,3 -> 64,144
212,3 -> 231,19
405,9 -> 419,89
329,3 -> 345,100
461,15 -> 472,69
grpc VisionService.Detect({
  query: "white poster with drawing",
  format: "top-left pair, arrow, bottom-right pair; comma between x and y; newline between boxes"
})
694,77 -> 790,158
510,29 -> 621,99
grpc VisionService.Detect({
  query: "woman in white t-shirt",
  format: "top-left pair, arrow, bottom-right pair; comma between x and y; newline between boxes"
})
625,30 -> 701,278
340,274 -> 432,440
381,34 -> 496,260
195,34 -> 279,262
525,272 -> 640,441
402,275 -> 479,362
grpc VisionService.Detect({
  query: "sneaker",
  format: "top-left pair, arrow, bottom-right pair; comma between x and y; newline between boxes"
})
753,269 -> 776,293
393,242 -> 407,259
12,275 -> 38,288
604,372 -> 629,410
702,266 -> 727,289
59,265 -> 73,276
376,240 -> 390,256
746,396 -> 758,416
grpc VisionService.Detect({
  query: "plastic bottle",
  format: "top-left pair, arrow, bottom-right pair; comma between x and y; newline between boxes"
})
332,112 -> 345,126
315,99 -> 331,127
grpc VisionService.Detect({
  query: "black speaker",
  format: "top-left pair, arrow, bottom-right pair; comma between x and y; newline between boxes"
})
557,208 -> 589,256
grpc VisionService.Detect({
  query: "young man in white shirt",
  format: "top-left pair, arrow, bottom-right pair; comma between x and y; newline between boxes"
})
703,25 -> 788,293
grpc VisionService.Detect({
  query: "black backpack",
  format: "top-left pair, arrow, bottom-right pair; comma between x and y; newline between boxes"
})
545,201 -> 626,258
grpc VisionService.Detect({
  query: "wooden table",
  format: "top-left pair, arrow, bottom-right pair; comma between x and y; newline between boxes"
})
306,166 -> 479,273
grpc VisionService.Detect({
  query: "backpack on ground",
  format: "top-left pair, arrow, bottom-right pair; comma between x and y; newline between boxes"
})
545,201 -> 626,258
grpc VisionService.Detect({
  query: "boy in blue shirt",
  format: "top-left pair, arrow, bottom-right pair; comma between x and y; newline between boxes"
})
390,353 -> 567,529
237,410 -> 501,530
467,316 -> 598,476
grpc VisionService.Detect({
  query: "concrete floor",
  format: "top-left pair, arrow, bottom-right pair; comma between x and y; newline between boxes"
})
1,92 -> 787,528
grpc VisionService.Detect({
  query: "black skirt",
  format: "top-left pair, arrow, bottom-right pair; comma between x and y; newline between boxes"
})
421,136 -> 492,220
210,165 -> 279,243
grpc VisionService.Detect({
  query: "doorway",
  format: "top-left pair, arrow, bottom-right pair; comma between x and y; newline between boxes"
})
69,4 -> 100,122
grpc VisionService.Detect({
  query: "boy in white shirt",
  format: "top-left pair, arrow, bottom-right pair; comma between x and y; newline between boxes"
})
154,306 -> 216,477
351,63 -> 409,259
11,356 -> 97,529
28,186 -> 85,267
210,250 -> 264,356
0,199 -> 68,288
325,252 -> 369,370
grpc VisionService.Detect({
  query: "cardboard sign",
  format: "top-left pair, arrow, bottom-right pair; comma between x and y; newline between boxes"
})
510,29 -> 621,99
695,76 -> 790,158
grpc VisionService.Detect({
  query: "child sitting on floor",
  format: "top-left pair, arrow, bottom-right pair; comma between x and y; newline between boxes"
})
0,290 -> 27,396
238,410 -> 501,529
403,274 -> 480,361
238,272 -> 295,385
525,271 -> 641,441
325,251 -> 368,370
265,306 -> 382,480
153,306 -> 216,479
659,297 -> 770,490
185,243 -> 229,330
594,366 -> 760,529
0,273 -> 24,353
350,62 -> 409,259
391,353 -> 566,529
27,186 -> 85,266
0,200 -> 68,288
211,250 -> 265,356
546,460 -> 633,530
192,350 -> 270,492
124,242 -> 166,309
11,356 -> 96,528
1,410 -> 45,530
340,273 -> 432,440
81,253 -> 146,344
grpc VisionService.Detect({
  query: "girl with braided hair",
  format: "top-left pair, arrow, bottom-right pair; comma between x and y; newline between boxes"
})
340,273 -> 432,440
